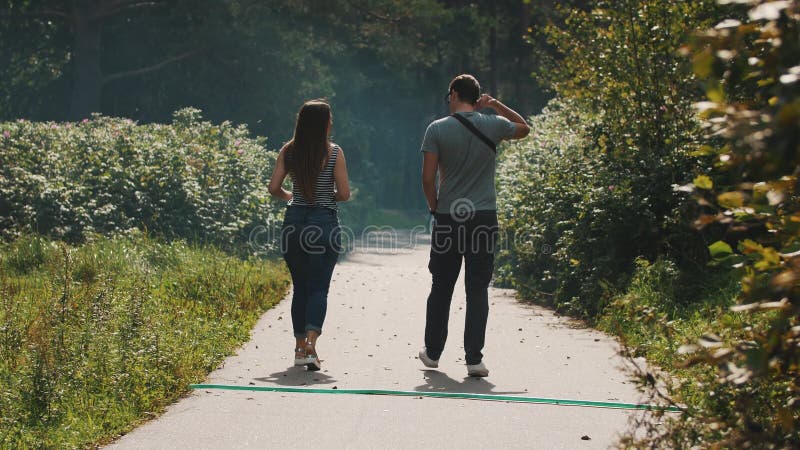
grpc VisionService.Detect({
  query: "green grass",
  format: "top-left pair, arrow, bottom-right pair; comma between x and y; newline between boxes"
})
594,258 -> 788,446
0,233 -> 289,448
597,258 -> 742,368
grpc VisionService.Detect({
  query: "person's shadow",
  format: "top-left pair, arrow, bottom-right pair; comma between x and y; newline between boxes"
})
414,370 -> 527,395
254,366 -> 338,387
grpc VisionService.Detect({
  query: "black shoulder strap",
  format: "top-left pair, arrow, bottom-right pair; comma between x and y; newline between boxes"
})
450,113 -> 496,154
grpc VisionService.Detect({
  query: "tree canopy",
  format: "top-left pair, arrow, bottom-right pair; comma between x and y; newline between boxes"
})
0,0 -> 572,209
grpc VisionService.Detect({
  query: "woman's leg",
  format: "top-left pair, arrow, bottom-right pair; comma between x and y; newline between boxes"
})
306,329 -> 320,347
288,268 -> 310,364
282,221 -> 310,342
303,244 -> 332,371
301,211 -> 340,371
304,241 -> 338,336
304,250 -> 333,372
303,213 -> 341,337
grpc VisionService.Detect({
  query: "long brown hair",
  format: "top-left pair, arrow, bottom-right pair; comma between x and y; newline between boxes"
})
286,99 -> 331,202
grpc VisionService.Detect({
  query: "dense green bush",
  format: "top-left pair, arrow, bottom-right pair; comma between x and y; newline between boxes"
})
0,109 -> 283,252
496,0 -> 722,317
0,233 -> 290,448
639,1 -> 799,447
500,0 -> 799,446
496,98 -> 705,316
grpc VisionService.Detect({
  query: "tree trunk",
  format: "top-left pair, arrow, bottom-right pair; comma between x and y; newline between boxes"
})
488,1 -> 498,97
521,1 -> 531,32
515,2 -> 532,105
69,3 -> 102,120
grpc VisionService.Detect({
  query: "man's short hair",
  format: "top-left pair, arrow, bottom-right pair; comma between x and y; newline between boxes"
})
449,74 -> 481,105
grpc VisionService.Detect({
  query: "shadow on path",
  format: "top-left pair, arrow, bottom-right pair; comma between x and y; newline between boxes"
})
414,370 -> 527,395
254,367 -> 338,387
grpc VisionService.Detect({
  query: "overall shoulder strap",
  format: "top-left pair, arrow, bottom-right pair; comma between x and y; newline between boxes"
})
450,114 -> 496,154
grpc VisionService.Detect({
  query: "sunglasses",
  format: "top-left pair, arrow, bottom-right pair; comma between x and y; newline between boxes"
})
444,91 -> 451,104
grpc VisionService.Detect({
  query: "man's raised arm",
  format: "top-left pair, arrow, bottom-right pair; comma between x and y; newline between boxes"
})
476,94 -> 530,140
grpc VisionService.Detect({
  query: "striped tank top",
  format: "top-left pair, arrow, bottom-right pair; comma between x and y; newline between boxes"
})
287,145 -> 339,210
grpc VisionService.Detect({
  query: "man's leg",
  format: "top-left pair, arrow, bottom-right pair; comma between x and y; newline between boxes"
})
463,213 -> 498,366
424,217 -> 462,360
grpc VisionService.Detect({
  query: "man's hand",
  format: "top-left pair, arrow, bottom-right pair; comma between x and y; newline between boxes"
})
478,94 -> 530,140
476,94 -> 497,111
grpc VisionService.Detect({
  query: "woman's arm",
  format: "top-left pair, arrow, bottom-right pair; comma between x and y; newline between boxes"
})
268,145 -> 292,201
333,147 -> 351,202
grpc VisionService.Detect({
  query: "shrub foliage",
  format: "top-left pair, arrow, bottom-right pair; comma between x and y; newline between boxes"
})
0,108 -> 283,251
498,0 -> 719,316
499,0 -> 798,446
671,1 -> 799,447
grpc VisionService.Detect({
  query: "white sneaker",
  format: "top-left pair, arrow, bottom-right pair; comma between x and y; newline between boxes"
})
467,362 -> 489,377
418,349 -> 439,368
294,347 -> 306,366
305,354 -> 321,371
304,344 -> 321,371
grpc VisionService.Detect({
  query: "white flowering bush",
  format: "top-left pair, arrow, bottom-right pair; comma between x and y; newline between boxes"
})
0,108 -> 282,252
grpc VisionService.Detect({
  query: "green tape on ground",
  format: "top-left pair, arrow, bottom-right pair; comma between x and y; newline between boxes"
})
189,384 -> 682,412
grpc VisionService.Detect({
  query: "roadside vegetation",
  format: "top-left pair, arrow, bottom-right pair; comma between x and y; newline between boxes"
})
497,0 -> 799,446
0,114 -> 291,447
0,234 -> 289,447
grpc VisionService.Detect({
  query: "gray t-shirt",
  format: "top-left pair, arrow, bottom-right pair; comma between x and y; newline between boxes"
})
420,111 -> 516,213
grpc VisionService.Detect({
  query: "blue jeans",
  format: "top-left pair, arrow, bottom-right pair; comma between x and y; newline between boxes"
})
281,206 -> 341,338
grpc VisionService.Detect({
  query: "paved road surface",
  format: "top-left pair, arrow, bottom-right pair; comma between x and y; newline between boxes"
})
107,236 -> 649,449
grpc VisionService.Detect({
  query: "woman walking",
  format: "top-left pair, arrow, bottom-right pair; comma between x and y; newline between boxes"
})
268,99 -> 350,371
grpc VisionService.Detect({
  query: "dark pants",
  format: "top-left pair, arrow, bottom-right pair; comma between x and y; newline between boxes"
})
424,210 -> 498,365
281,206 -> 341,338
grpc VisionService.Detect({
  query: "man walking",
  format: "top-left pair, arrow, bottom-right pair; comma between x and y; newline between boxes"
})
419,74 -> 529,377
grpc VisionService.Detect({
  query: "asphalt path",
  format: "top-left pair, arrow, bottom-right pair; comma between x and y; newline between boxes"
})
107,234 -> 650,449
